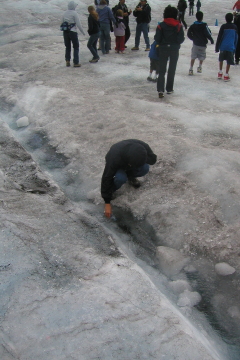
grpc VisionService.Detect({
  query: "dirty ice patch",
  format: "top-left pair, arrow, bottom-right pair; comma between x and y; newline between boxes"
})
16,85 -> 62,122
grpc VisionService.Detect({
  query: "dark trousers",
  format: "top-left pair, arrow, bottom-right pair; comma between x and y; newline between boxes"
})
178,11 -> 187,29
235,41 -> 240,62
125,25 -> 130,44
189,5 -> 194,15
63,31 -> 79,64
157,47 -> 179,93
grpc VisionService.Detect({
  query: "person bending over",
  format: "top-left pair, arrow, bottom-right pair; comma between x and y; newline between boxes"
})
101,139 -> 157,218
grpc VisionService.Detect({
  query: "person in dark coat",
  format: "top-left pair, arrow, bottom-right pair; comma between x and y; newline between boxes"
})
177,0 -> 188,30
101,139 -> 157,217
187,11 -> 214,75
154,5 -> 185,98
112,0 -> 132,46
87,6 -> 100,62
132,0 -> 151,50
196,0 -> 201,12
234,11 -> 240,64
188,0 -> 194,16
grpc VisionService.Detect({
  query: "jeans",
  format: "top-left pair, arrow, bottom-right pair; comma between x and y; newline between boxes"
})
87,32 -> 100,59
157,46 -> 179,93
63,31 -> 79,64
113,164 -> 149,191
99,22 -> 111,54
135,23 -> 150,48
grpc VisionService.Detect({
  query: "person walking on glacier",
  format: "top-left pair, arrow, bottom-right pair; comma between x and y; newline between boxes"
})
61,1 -> 85,67
101,139 -> 157,218
187,11 -> 214,75
154,5 -> 185,98
215,12 -> 238,81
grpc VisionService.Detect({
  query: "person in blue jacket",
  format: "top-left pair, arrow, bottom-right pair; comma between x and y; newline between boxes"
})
97,0 -> 116,54
215,13 -> 238,81
147,40 -> 160,81
187,11 -> 214,75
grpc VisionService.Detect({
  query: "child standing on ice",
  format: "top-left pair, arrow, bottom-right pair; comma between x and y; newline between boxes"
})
215,13 -> 238,81
147,40 -> 160,82
114,9 -> 126,53
187,11 -> 214,75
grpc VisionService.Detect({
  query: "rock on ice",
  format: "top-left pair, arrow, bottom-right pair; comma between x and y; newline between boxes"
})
16,116 -> 29,127
215,262 -> 236,276
177,290 -> 201,307
168,279 -> 192,295
156,246 -> 190,278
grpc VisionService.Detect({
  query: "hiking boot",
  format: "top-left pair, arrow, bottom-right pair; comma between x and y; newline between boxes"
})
89,58 -> 99,63
128,178 -> 141,188
197,66 -> 202,73
131,46 -> 139,50
189,69 -> 193,75
66,61 -> 70,67
224,74 -> 230,81
218,72 -> 223,79
158,92 -> 164,98
74,63 -> 81,67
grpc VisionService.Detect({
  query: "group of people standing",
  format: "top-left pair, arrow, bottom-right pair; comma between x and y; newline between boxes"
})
61,1 -> 240,99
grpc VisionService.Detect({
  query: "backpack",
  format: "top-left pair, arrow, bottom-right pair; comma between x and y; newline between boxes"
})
60,21 -> 76,31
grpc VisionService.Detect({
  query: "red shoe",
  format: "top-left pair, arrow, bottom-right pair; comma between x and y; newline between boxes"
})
224,74 -> 230,81
218,72 -> 223,79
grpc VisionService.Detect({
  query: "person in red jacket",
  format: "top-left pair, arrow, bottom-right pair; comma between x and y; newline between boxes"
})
233,1 -> 240,11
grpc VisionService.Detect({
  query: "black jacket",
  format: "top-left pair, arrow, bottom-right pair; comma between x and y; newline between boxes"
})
177,0 -> 187,12
154,18 -> 185,49
133,2 -> 151,24
101,139 -> 157,203
187,21 -> 214,46
88,14 -> 100,35
112,3 -> 131,25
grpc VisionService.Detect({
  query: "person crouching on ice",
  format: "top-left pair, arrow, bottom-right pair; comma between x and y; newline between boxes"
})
101,139 -> 157,218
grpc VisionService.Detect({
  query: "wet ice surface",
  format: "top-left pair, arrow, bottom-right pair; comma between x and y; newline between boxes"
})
1,0 -> 240,359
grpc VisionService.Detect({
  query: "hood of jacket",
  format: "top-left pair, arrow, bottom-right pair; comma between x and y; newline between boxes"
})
68,1 -> 78,10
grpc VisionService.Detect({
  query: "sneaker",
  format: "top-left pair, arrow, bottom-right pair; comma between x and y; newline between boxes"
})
197,66 -> 202,73
131,46 -> 139,50
158,92 -> 164,98
120,51 -> 125,54
66,61 -> 70,67
224,74 -> 230,81
74,63 -> 81,67
189,69 -> 193,75
167,90 -> 174,94
115,50 -> 119,53
128,178 -> 141,188
218,72 -> 223,79
152,78 -> 157,82
147,76 -> 152,81
145,48 -> 150,51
